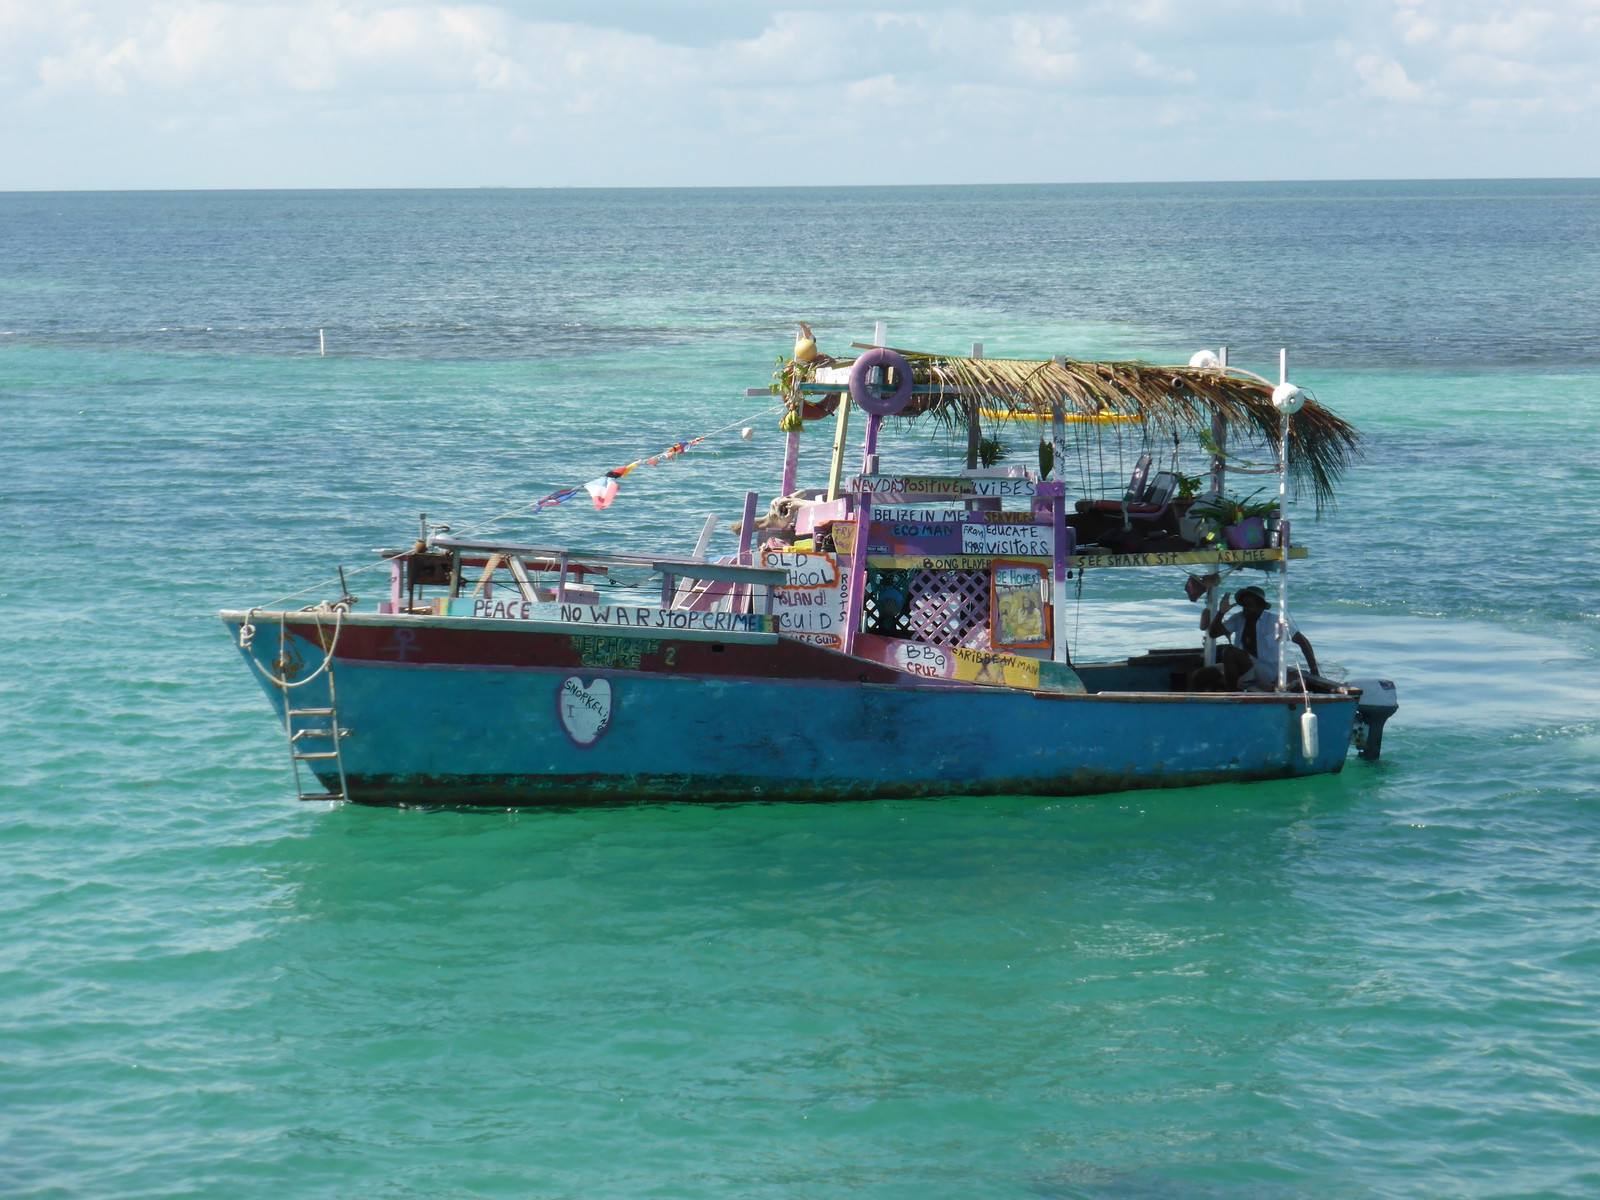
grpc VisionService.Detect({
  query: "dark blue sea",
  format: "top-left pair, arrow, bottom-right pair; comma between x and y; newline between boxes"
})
3,180 -> 1599,1198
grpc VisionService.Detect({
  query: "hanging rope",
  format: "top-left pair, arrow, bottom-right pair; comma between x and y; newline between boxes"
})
239,606 -> 345,689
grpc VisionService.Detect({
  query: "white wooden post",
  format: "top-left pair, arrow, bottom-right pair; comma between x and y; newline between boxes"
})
1203,346 -> 1227,668
1276,349 -> 1291,692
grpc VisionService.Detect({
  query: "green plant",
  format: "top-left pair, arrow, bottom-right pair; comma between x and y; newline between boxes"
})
1187,488 -> 1277,527
770,355 -> 807,400
978,436 -> 1008,468
1175,470 -> 1207,500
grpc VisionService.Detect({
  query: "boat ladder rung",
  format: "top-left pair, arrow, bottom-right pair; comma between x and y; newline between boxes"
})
283,675 -> 349,804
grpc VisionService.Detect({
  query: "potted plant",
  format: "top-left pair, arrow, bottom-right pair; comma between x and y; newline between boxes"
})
1186,490 -> 1278,549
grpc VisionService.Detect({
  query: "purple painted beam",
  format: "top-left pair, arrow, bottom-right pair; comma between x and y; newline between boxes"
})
861,412 -> 883,470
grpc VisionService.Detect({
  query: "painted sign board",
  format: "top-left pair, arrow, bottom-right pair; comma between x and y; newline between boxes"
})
990,562 -> 1051,649
447,596 -> 772,633
850,474 -> 1037,498
854,633 -> 1042,690
1062,546 -> 1308,570
831,514 -> 1053,558
961,524 -> 1053,557
762,550 -> 849,649
868,506 -> 972,524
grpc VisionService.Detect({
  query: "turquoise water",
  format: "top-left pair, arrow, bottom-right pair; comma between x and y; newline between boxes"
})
3,182 -> 1599,1197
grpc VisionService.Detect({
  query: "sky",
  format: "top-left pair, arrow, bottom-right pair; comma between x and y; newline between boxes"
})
1,0 -> 1597,189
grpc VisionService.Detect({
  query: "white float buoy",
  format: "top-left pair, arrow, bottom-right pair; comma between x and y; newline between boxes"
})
1272,382 -> 1305,414
1189,349 -> 1221,369
1300,709 -> 1320,758
740,427 -> 754,441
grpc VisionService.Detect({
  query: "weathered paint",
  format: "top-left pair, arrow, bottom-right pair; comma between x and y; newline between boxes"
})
224,611 -> 1358,809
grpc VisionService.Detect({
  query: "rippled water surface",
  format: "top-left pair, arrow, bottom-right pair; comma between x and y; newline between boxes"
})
3,182 -> 1598,1199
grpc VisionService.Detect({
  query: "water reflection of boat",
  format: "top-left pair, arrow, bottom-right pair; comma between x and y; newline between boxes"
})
223,332 -> 1398,806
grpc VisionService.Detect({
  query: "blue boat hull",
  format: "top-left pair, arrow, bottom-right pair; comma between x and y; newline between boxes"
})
225,613 -> 1356,806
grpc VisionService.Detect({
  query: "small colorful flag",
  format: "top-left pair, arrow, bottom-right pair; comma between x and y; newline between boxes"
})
585,477 -> 621,510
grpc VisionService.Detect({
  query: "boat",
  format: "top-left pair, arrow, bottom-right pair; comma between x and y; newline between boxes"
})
222,331 -> 1399,806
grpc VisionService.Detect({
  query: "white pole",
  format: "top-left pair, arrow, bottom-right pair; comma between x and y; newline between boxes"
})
319,329 -> 325,357
874,321 -> 887,348
1050,357 -> 1068,483
1276,349 -> 1290,692
1203,346 -> 1227,668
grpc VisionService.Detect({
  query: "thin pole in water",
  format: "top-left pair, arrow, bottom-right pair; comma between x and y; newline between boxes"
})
1276,349 -> 1291,693
1203,347 -> 1228,668
319,329 -> 326,357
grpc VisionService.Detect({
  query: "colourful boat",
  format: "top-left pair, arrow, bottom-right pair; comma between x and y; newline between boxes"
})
224,335 -> 1398,806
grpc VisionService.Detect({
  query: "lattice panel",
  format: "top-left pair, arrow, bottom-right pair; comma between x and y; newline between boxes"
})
906,568 -> 991,648
863,569 -> 913,638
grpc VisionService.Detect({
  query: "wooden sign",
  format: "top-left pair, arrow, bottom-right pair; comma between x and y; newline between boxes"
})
829,513 -> 1054,558
763,550 -> 849,649
449,596 -> 771,633
1063,546 -> 1308,570
990,562 -> 1051,649
850,474 -> 1037,498
867,506 -> 971,524
961,523 -> 1053,557
854,633 -> 1042,690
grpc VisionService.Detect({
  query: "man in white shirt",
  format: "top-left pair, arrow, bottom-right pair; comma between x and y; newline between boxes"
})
1201,585 -> 1319,690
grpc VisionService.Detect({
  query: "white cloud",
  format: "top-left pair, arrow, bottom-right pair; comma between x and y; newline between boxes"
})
3,0 -> 1600,186
1354,52 -> 1429,102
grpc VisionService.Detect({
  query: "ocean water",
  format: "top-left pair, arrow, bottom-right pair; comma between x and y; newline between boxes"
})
3,181 -> 1599,1198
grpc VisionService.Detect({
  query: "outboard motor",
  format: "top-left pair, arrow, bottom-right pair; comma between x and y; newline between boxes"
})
1345,678 -> 1399,760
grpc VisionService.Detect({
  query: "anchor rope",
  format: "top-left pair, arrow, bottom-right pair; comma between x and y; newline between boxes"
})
239,605 -> 345,688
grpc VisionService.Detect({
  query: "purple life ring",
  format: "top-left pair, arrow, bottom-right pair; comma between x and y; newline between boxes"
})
849,348 -> 914,416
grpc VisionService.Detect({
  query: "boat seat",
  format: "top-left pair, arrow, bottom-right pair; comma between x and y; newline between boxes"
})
1075,464 -> 1180,523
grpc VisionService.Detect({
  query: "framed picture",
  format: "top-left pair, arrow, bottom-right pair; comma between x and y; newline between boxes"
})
990,561 -> 1051,649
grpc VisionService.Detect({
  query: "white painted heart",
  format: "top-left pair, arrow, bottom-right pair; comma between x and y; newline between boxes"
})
557,677 -> 613,747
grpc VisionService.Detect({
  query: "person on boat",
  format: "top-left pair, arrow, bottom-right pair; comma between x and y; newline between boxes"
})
1201,585 -> 1319,690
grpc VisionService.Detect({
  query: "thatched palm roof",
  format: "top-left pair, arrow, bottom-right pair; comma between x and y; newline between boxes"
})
845,346 -> 1363,509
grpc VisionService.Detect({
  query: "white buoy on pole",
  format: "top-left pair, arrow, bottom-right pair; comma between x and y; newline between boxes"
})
1271,355 -> 1306,693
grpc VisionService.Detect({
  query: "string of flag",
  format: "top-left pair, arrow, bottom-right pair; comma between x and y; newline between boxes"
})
254,400 -> 786,610
449,401 -> 786,538
538,437 -> 705,514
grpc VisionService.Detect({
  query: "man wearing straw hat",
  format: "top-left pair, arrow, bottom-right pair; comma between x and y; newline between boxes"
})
1201,585 -> 1319,691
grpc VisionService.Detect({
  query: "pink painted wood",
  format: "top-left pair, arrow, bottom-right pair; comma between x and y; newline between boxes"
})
841,499 -> 871,654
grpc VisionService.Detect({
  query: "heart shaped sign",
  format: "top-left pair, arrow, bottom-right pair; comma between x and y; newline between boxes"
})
557,676 -> 613,747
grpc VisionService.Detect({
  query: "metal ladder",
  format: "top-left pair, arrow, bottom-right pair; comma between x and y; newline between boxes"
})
283,671 -> 349,802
